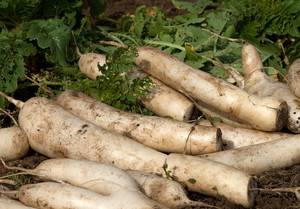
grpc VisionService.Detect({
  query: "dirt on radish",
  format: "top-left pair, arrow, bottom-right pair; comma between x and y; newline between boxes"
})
1,155 -> 300,209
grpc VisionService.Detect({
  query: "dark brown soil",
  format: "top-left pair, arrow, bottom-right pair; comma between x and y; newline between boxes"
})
103,0 -> 197,19
0,1 -> 299,209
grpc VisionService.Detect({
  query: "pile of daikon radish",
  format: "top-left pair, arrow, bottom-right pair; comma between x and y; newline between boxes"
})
1,39 -> 300,209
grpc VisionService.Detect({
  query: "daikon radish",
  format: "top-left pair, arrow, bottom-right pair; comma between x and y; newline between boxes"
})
199,135 -> 300,174
133,46 -> 288,132
0,127 -> 29,161
4,158 -> 166,208
17,182 -> 166,209
77,49 -> 106,80
196,99 -> 260,130
57,90 -> 222,155
0,92 -> 255,207
0,196 -> 36,209
128,68 -> 198,121
242,43 -> 300,133
127,170 -> 217,209
22,158 -> 140,195
77,50 -> 197,121
288,58 -> 300,98
199,120 -> 291,149
0,91 -> 167,173
166,153 -> 256,208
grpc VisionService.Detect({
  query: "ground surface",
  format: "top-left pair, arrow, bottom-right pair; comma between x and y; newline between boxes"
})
1,0 -> 300,208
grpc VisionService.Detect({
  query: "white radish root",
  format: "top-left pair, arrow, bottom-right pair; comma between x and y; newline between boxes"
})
20,158 -> 140,195
17,96 -> 167,173
0,127 -> 29,161
127,170 -> 218,209
17,182 -> 166,209
77,48 -> 106,80
242,43 -> 300,133
0,196 -> 36,209
241,42 -> 264,77
2,158 -> 167,208
57,90 -> 222,155
128,68 -> 197,121
199,120 -> 291,149
0,91 -> 167,173
288,58 -> 300,98
166,153 -> 257,208
77,50 -> 197,121
199,134 -> 300,174
134,46 -> 288,132
1,92 -> 256,207
196,99 -> 264,130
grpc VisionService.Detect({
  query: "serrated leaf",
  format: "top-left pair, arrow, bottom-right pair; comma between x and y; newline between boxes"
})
4,74 -> 18,93
209,66 -> 228,78
22,19 -> 71,66
36,33 -> 51,49
15,59 -> 25,78
134,22 -> 144,38
0,29 -> 36,95
206,11 -> 227,34
173,51 -> 186,61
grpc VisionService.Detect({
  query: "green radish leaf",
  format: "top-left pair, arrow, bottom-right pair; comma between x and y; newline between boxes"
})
172,0 -> 216,14
22,19 -> 71,66
206,11 -> 227,34
0,29 -> 36,98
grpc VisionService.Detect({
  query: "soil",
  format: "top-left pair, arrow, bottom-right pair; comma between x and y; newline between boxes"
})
0,1 -> 299,209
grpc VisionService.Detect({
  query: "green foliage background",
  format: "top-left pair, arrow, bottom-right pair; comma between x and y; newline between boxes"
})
0,0 -> 299,127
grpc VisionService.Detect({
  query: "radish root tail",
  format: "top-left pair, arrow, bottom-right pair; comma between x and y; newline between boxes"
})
0,92 -> 24,109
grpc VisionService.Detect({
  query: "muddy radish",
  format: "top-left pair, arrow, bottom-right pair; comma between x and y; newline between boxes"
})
133,46 -> 288,132
77,50 -> 197,121
57,90 -> 222,155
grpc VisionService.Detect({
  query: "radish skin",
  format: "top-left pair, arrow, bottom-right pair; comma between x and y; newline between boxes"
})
57,90 -> 222,155
241,42 -> 263,77
199,120 -> 291,149
196,99 -> 263,130
78,51 -> 197,121
126,170 -> 216,209
18,182 -> 166,209
199,135 -> 300,174
19,182 -> 108,209
77,49 -> 106,80
288,58 -> 300,98
167,153 -> 257,208
17,96 -> 167,173
29,158 -> 140,195
0,197 -> 36,209
134,46 -> 288,132
0,127 -> 29,161
13,158 -> 167,208
128,68 -> 197,121
2,94 -> 255,207
242,43 -> 300,133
